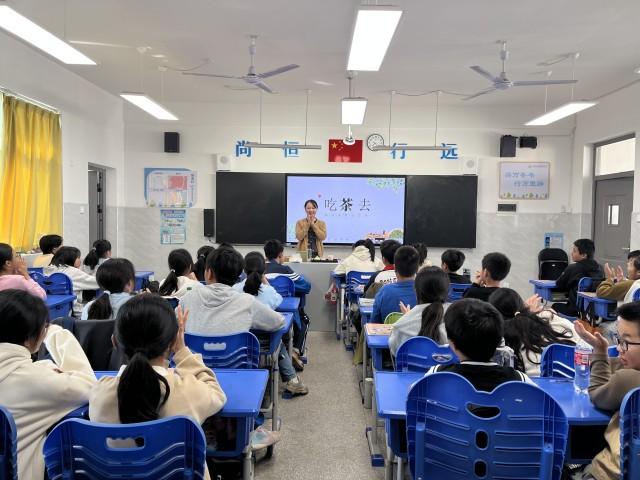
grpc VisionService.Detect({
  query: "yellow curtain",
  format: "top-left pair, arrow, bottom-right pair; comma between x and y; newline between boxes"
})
0,95 -> 62,251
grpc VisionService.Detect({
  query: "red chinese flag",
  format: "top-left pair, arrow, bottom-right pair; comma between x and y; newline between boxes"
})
328,139 -> 363,163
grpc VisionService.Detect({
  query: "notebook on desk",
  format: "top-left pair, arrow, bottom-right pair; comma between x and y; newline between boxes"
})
365,323 -> 393,336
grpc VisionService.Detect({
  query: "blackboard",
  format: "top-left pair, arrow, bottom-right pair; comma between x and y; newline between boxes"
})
216,172 -> 285,244
404,175 -> 478,248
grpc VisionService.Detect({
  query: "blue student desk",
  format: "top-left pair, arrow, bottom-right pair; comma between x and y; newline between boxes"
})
276,296 -> 300,313
529,279 -> 567,302
331,271 -> 346,340
577,292 -> 617,321
134,271 -> 154,291
359,297 -> 373,324
45,294 -> 76,319
251,312 -> 293,433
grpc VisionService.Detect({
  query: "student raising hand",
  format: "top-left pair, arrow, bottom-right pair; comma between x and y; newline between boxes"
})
173,306 -> 189,353
575,320 -> 609,355
399,301 -> 411,314
524,294 -> 543,313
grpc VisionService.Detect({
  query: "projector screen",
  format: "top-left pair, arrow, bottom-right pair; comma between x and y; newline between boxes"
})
286,175 -> 406,245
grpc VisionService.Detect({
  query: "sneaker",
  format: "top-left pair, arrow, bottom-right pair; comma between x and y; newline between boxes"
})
285,376 -> 309,395
250,427 -> 282,451
291,350 -> 304,372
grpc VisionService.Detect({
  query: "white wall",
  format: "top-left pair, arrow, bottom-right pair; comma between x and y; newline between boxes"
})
0,33 -> 125,252
123,99 -> 578,295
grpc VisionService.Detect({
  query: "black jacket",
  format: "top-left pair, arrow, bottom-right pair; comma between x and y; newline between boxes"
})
555,258 -> 603,309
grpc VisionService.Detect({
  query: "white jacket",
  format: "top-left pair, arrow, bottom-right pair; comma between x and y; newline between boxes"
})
160,275 -> 203,299
333,246 -> 384,275
0,325 -> 95,479
389,303 -> 449,356
45,265 -> 100,316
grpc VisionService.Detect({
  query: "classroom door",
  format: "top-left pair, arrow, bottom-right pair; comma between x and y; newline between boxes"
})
593,176 -> 633,268
88,167 -> 105,245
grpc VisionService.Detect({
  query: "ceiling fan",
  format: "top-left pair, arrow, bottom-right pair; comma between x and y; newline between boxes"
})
183,35 -> 299,93
464,41 -> 577,100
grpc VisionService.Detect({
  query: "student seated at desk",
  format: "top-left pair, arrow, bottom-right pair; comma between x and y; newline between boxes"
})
389,266 -> 449,356
332,238 -> 383,276
412,242 -> 432,270
596,250 -> 640,303
46,246 -> 99,317
32,233 -> 63,268
264,238 -> 311,354
89,295 -> 226,480
81,239 -> 112,275
82,258 -> 135,320
488,288 -> 576,376
371,246 -> 419,324
159,249 -> 202,299
0,243 -> 46,298
552,238 -> 603,317
571,302 -> 640,480
463,252 -> 511,302
441,249 -> 471,284
363,239 -> 402,297
181,247 -> 308,395
427,298 -> 533,390
0,289 -> 95,480
193,245 -> 215,282
233,251 -> 283,310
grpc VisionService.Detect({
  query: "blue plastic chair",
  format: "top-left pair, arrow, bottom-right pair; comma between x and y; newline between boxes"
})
406,372 -> 568,480
43,416 -> 207,480
395,336 -> 459,372
41,272 -> 73,295
165,297 -> 179,309
541,343 -> 619,378
268,276 -> 295,297
27,267 -> 43,275
620,386 -> 640,480
634,289 -> 640,302
185,331 -> 260,369
447,283 -> 471,302
29,271 -> 45,285
0,406 -> 17,480
345,271 -> 375,306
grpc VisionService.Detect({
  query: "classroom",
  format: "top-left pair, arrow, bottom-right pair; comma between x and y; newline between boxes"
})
1,1 -> 640,479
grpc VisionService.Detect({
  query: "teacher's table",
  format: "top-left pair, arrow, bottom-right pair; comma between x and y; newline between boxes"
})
284,261 -> 337,332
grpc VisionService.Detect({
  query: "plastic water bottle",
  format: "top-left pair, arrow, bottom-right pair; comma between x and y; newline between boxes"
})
574,345 -> 592,394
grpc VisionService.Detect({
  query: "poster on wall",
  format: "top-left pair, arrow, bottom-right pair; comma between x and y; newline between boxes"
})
160,209 -> 186,244
144,168 -> 197,207
499,162 -> 550,200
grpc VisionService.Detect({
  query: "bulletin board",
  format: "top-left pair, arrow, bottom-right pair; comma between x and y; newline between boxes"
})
499,162 -> 550,200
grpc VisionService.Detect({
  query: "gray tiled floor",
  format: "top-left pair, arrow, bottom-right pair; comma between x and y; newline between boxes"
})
254,331 -> 385,480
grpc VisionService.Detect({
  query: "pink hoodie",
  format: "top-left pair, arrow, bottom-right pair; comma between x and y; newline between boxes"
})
0,274 -> 46,299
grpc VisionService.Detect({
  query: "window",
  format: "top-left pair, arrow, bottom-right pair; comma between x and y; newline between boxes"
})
607,204 -> 620,226
595,137 -> 635,176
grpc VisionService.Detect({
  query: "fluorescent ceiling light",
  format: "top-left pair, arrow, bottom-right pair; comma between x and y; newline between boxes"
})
0,5 -> 95,65
120,93 -> 178,120
341,97 -> 367,125
525,101 -> 596,126
347,8 -> 402,71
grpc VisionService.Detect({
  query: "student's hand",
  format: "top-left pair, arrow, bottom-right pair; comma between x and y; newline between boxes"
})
474,270 -> 484,286
14,256 -> 29,279
615,265 -> 626,282
525,294 -> 543,313
187,272 -> 198,281
173,306 -> 189,353
399,301 -> 411,314
604,263 -> 614,281
575,321 -> 609,355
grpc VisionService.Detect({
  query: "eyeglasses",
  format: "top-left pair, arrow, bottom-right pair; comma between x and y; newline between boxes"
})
615,335 -> 640,353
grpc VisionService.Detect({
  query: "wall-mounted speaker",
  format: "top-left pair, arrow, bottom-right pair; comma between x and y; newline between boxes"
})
461,156 -> 479,175
500,135 -> 517,157
164,132 -> 180,153
203,209 -> 215,237
215,154 -> 233,172
519,136 -> 538,149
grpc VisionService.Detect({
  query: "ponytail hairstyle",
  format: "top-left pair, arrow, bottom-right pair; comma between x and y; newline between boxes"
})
115,294 -> 179,424
243,251 -> 266,296
83,239 -> 112,270
87,258 -> 136,319
51,246 -> 81,267
194,245 -> 214,281
159,249 -> 194,296
488,288 -> 575,372
415,267 -> 450,343
353,239 -> 375,262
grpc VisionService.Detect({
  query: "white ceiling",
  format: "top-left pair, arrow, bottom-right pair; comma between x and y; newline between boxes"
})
8,0 -> 640,106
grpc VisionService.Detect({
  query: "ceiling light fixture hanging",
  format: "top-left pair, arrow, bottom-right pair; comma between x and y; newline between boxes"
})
347,5 -> 403,71
246,89 -> 322,149
372,90 -> 448,151
341,72 -> 367,125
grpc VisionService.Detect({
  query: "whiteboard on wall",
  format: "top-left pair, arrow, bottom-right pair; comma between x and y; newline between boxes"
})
499,162 -> 550,200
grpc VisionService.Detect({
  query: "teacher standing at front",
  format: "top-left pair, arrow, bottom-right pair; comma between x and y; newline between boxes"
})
295,199 -> 327,258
